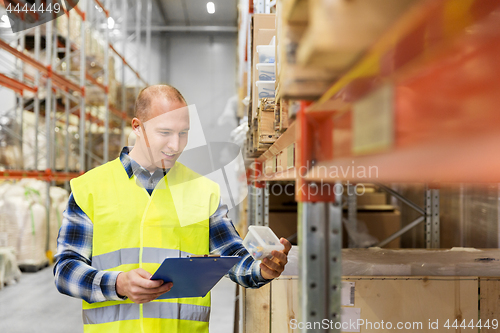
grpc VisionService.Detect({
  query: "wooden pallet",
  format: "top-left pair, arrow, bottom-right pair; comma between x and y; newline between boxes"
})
19,260 -> 49,273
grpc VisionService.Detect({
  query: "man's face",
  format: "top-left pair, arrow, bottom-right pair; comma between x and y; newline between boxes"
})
140,98 -> 189,170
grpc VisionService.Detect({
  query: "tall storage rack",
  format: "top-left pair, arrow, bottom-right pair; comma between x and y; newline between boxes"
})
0,0 -> 152,262
242,0 -> 500,332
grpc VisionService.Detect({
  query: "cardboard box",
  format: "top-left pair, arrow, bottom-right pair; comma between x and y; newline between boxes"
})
264,156 -> 276,175
250,14 -> 275,122
252,28 -> 276,120
276,0 -> 335,99
257,99 -> 276,144
356,192 -> 387,206
276,149 -> 287,173
269,212 -> 298,243
358,210 -> 401,248
344,210 -> 401,248
269,189 -> 297,211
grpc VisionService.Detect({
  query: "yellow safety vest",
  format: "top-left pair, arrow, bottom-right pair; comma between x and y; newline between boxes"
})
70,158 -> 220,333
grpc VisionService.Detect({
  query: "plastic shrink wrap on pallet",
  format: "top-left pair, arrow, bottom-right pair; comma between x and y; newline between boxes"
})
0,114 -> 24,170
0,247 -> 22,289
0,182 -> 47,267
22,111 -> 80,171
18,179 -> 68,257
0,180 -> 68,267
49,186 -> 69,256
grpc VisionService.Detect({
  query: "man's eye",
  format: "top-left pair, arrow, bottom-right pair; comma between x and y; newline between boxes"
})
180,132 -> 188,136
160,132 -> 171,135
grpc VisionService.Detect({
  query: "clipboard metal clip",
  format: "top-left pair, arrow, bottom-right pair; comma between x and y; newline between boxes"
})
188,254 -> 221,258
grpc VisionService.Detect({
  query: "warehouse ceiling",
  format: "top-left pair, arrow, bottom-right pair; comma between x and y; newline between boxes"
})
153,0 -> 238,27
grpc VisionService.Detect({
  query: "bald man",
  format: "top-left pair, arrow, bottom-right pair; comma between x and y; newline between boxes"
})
54,85 -> 291,333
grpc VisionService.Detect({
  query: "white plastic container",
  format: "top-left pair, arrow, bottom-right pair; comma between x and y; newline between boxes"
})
256,45 -> 275,63
243,226 -> 284,261
256,80 -> 275,99
256,63 -> 276,81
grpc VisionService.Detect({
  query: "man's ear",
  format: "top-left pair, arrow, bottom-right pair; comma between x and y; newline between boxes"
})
131,118 -> 142,137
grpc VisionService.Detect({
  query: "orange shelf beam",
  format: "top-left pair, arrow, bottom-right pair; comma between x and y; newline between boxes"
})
0,73 -> 37,95
85,72 -> 107,92
0,39 -> 82,93
0,170 -> 81,181
109,105 -> 132,122
255,167 -> 297,182
94,0 -> 109,17
109,43 -> 148,85
66,0 -> 85,20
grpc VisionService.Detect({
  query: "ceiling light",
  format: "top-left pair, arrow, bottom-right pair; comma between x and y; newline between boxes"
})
107,17 -> 115,29
207,2 -> 215,14
1,15 -> 10,26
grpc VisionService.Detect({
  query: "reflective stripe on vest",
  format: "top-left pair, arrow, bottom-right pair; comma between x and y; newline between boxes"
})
83,302 -> 210,325
91,247 -> 193,270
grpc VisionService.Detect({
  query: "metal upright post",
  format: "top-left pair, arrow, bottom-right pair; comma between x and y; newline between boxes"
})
299,200 -> 329,332
64,9 -> 71,186
329,183 -> 343,328
34,16 -> 41,170
135,0 -> 142,96
18,23 -> 25,142
264,182 -> 269,227
51,22 -> 58,171
425,188 -> 440,249
298,196 -> 342,332
254,185 -> 264,226
347,183 -> 357,247
247,184 -> 255,226
146,0 -> 152,83
80,0 -> 87,172
425,188 -> 440,248
103,0 -> 110,162
120,0 -> 127,147
45,19 -> 53,257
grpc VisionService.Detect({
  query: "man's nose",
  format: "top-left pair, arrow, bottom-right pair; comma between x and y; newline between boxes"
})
167,134 -> 180,152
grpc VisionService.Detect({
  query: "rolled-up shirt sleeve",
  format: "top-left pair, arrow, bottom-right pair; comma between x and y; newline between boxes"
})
209,201 -> 272,288
53,194 -> 124,303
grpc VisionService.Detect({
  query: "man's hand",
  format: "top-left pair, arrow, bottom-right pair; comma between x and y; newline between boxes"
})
260,238 -> 292,280
116,268 -> 173,304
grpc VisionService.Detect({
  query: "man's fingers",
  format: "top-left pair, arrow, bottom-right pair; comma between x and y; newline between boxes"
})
158,282 -> 173,293
135,268 -> 154,279
271,251 -> 288,266
135,281 -> 172,295
280,238 -> 292,255
260,263 -> 280,279
263,258 -> 283,273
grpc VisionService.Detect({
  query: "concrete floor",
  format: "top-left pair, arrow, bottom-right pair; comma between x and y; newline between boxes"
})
0,266 -> 236,333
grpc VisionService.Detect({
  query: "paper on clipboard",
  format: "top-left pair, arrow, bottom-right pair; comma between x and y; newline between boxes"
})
150,256 -> 242,299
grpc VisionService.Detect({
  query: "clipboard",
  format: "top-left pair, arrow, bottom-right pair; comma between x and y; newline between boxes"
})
150,256 -> 242,299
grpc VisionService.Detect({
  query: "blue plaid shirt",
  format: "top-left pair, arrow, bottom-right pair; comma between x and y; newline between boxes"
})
53,147 -> 269,303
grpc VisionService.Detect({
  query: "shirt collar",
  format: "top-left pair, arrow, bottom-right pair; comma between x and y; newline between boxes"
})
119,146 -> 170,179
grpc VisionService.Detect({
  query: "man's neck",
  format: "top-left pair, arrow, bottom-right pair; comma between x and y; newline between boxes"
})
128,146 -> 158,173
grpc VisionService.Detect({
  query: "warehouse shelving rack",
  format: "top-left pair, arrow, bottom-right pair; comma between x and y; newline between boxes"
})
0,0 -> 153,259
245,0 -> 500,331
